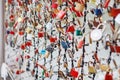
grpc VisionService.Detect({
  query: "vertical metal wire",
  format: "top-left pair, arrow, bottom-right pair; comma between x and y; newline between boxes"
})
81,1 -> 87,80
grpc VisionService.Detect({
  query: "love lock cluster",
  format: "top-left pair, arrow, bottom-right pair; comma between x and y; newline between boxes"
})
4,0 -> 120,80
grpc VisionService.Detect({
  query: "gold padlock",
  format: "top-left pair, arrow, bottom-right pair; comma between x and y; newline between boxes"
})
45,51 -> 50,58
75,2 -> 85,12
64,62 -> 68,68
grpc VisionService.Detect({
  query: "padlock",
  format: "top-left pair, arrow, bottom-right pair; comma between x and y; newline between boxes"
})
66,25 -> 75,33
76,30 -> 82,36
77,39 -> 84,49
39,49 -> 46,55
57,10 -> 66,19
75,2 -> 84,12
38,32 -> 44,38
49,36 -> 57,43
51,3 -> 58,9
105,71 -> 113,80
20,44 -> 26,50
115,13 -> 120,24
90,23 -> 106,41
70,68 -> 78,78
64,62 -> 68,68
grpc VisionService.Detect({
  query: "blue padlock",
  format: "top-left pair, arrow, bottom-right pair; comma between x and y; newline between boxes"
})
94,8 -> 102,16
7,30 -> 10,34
61,41 -> 70,49
39,49 -> 46,55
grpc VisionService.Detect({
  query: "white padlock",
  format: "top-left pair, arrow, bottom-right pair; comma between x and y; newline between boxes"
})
90,23 -> 106,41
115,13 -> 120,24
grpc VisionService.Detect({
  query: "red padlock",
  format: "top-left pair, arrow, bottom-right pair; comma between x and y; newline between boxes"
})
19,31 -> 24,36
51,3 -> 58,9
70,68 -> 78,78
25,41 -> 32,46
16,70 -> 20,75
20,44 -> 26,50
110,45 -> 120,53
38,32 -> 44,38
10,31 -> 15,35
105,72 -> 113,80
9,15 -> 15,21
109,7 -> 120,17
77,40 -> 84,49
50,36 -> 57,43
66,25 -> 75,33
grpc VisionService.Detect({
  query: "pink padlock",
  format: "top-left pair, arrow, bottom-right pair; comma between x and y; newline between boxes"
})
57,10 -> 66,19
51,3 -> 58,9
77,40 -> 84,48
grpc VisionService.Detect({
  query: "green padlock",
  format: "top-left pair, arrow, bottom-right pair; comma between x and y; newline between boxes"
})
76,30 -> 82,36
9,21 -> 15,27
42,70 -> 45,78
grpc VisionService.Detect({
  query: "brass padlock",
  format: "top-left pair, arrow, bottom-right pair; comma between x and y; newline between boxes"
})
75,2 -> 85,12
64,62 -> 68,68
